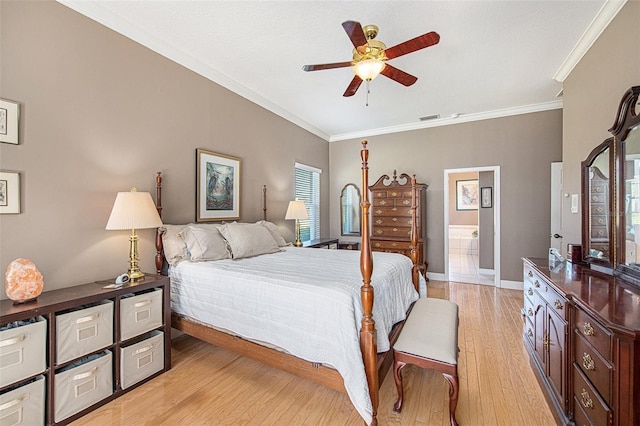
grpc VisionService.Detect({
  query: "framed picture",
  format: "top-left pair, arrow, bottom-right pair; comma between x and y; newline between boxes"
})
0,171 -> 20,214
481,186 -> 493,208
0,99 -> 20,145
456,179 -> 478,210
196,149 -> 240,222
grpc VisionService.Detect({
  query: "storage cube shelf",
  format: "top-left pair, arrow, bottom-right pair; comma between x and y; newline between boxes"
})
0,275 -> 171,425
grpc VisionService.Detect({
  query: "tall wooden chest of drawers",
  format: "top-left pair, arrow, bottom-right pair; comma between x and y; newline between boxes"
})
369,171 -> 428,276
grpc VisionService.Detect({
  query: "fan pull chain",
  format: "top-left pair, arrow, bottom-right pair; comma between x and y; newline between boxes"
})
366,79 -> 371,106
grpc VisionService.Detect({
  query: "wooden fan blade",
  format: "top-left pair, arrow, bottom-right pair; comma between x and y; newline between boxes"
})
342,21 -> 368,50
380,64 -> 418,86
384,31 -> 440,60
303,62 -> 353,72
343,75 -> 363,97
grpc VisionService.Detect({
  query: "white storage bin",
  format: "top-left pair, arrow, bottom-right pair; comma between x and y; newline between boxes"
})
56,300 -> 114,365
0,375 -> 45,426
120,330 -> 164,389
54,351 -> 113,422
120,288 -> 163,340
0,317 -> 47,388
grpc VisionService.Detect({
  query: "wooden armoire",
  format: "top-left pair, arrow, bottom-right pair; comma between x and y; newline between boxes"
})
369,170 -> 428,277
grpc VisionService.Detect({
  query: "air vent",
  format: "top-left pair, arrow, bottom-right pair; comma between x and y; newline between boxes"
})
419,114 -> 440,121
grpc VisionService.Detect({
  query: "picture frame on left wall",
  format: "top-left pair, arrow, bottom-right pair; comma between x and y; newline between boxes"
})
196,148 -> 241,222
0,172 -> 20,214
0,99 -> 20,145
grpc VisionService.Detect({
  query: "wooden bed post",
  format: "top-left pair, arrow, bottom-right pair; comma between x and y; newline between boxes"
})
263,185 -> 267,221
360,141 -> 378,425
410,175 -> 420,291
155,171 -> 164,275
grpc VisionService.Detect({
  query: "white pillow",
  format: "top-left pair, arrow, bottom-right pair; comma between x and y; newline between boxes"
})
160,224 -> 190,266
179,225 -> 230,261
219,223 -> 280,259
256,220 -> 287,247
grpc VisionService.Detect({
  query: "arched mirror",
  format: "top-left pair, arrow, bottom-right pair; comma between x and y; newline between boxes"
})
582,138 -> 613,266
340,183 -> 361,236
617,89 -> 640,275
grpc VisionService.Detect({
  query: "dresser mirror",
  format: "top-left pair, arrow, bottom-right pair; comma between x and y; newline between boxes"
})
340,183 -> 361,236
582,139 -> 613,266
582,86 -> 640,283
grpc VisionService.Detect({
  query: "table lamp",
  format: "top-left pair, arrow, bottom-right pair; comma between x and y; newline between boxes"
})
285,200 -> 309,247
106,187 -> 163,282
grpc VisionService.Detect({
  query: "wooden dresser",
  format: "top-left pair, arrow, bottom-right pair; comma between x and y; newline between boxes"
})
369,171 -> 428,276
522,258 -> 640,426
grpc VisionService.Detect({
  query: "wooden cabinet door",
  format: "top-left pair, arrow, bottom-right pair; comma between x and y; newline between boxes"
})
547,307 -> 567,412
532,293 -> 546,370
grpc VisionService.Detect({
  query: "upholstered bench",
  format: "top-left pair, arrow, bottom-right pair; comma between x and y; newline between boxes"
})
393,298 -> 460,426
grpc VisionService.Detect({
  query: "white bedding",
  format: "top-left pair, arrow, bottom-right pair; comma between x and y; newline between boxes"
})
170,246 -> 421,425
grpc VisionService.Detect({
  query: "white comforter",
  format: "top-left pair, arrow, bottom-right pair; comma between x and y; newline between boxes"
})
170,246 -> 420,425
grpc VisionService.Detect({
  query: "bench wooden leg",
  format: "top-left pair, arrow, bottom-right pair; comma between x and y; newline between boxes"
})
443,371 -> 459,426
393,359 -> 406,412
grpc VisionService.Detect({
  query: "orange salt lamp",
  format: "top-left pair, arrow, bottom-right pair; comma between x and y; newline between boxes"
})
5,258 -> 44,304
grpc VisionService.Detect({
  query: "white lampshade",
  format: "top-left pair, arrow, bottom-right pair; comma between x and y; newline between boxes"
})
285,200 -> 309,220
106,188 -> 163,230
353,59 -> 386,81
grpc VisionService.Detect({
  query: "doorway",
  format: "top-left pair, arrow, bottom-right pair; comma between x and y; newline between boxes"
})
444,166 -> 501,287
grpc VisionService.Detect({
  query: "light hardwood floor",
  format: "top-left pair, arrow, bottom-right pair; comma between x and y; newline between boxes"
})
72,281 -> 557,425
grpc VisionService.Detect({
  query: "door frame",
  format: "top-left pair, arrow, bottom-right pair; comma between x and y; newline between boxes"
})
444,166 -> 501,287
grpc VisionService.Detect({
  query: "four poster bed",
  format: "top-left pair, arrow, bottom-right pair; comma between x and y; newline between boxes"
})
153,142 -> 424,425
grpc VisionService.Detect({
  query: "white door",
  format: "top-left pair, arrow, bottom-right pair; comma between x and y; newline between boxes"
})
550,162 -> 563,251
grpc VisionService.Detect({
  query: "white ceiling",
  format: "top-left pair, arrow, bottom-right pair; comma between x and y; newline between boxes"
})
57,1 -> 625,142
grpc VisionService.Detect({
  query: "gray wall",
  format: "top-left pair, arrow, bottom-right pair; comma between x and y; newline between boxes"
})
0,0 -> 328,298
329,110 -> 563,281
478,171 -> 494,269
561,0 -> 640,247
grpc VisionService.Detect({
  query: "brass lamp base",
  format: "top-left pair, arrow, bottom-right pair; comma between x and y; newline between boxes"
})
127,229 -> 145,283
294,219 -> 303,247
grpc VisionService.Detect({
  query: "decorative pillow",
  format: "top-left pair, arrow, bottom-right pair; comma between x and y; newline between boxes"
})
179,225 -> 230,261
160,224 -> 190,266
255,220 -> 287,247
219,223 -> 280,259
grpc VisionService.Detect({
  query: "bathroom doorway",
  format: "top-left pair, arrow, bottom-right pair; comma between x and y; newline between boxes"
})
444,167 -> 500,286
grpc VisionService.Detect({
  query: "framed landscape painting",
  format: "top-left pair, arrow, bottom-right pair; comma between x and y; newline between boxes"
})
196,149 -> 240,222
456,179 -> 478,210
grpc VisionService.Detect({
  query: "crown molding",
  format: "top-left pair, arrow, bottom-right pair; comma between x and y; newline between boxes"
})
329,101 -> 564,142
553,0 -> 627,82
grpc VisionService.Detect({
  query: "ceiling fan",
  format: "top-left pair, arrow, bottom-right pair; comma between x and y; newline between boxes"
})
302,21 -> 440,98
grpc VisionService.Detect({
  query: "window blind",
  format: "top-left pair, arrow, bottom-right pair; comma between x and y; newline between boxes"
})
295,163 -> 321,242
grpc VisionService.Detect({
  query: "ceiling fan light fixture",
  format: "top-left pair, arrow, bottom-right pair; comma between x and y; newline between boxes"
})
353,58 -> 386,81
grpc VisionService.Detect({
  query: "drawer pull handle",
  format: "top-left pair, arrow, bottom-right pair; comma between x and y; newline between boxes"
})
583,322 -> 595,336
0,393 -> 29,411
0,334 -> 27,348
527,288 -> 534,296
534,280 -> 540,288
582,353 -> 595,371
527,329 -> 533,338
554,300 -> 563,310
134,344 -> 155,355
71,366 -> 99,382
527,308 -> 533,316
528,271 -> 533,277
543,334 -> 549,347
580,389 -> 594,409
76,313 -> 100,324
134,300 -> 152,308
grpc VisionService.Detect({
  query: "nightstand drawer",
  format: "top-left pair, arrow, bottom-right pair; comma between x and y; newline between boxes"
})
54,351 -> 113,422
56,301 -> 114,365
0,317 -> 47,388
0,375 -> 45,425
120,331 -> 164,390
120,288 -> 163,340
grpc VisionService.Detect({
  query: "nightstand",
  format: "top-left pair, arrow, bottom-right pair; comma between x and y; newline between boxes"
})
338,242 -> 360,250
303,238 -> 339,249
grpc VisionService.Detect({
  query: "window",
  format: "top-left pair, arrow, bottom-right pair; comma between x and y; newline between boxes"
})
295,162 -> 321,243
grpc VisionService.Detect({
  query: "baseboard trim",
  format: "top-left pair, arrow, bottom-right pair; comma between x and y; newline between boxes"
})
478,268 -> 494,275
500,280 -> 523,290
